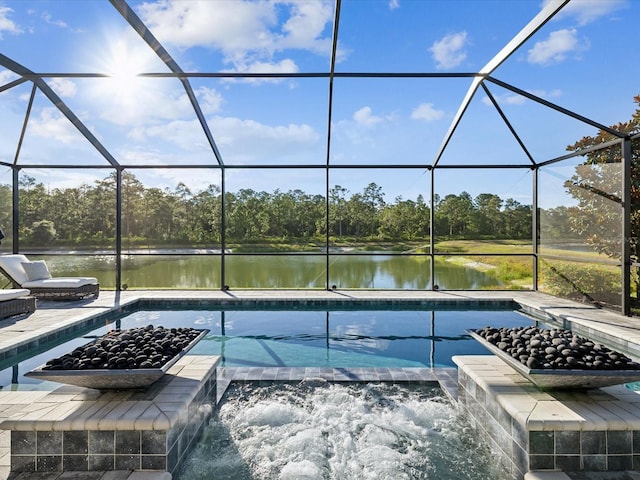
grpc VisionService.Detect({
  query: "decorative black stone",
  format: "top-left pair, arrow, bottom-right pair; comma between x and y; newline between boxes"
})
473,326 -> 640,371
41,326 -> 203,371
25,326 -> 209,389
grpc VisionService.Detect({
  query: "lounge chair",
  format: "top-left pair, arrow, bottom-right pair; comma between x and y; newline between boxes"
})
0,254 -> 99,301
0,288 -> 36,319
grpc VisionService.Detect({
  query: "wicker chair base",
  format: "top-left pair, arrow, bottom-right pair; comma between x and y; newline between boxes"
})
0,297 -> 36,319
29,283 -> 99,301
0,261 -> 100,301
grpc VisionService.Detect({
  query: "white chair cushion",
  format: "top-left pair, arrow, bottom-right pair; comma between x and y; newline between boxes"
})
23,277 -> 98,289
0,288 -> 30,301
0,254 -> 30,285
21,260 -> 51,281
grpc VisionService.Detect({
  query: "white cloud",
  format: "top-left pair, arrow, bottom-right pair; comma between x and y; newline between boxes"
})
29,107 -> 80,144
484,93 -> 525,106
130,119 -> 210,151
533,88 -> 562,99
278,1 -> 333,54
481,89 -> 563,106
233,58 -> 299,74
128,115 -> 320,163
429,31 -> 468,69
410,103 -> 445,121
209,116 -> 320,161
212,116 -> 318,146
353,107 -> 383,126
196,87 -> 223,114
88,79 -> 193,127
389,0 -> 400,10
138,1 -> 275,50
117,147 -> 178,166
220,58 -> 299,85
41,12 -> 67,29
527,28 -> 581,65
0,6 -> 22,39
547,0 -> 628,26
138,0 -> 334,70
48,78 -> 77,98
0,69 -> 19,86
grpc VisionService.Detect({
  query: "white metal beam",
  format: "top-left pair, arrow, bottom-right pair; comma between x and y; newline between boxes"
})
433,0 -> 571,167
481,0 -> 571,75
109,0 -> 225,166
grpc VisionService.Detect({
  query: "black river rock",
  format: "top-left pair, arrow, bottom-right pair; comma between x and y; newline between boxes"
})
42,325 -> 202,370
474,326 -> 640,371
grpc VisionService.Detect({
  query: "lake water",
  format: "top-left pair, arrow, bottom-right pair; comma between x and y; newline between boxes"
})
40,253 -> 516,290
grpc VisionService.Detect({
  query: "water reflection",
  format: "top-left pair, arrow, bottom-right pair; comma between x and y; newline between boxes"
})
40,254 -> 504,290
0,306 -> 532,388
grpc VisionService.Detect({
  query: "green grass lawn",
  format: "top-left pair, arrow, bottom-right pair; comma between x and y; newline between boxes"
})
433,239 -> 616,291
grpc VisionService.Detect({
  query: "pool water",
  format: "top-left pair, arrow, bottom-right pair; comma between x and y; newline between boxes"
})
124,307 -> 534,368
177,381 -> 513,480
0,304 -> 535,389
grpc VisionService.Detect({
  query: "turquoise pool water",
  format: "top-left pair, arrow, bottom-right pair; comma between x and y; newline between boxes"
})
182,307 -> 532,368
0,302 -> 535,389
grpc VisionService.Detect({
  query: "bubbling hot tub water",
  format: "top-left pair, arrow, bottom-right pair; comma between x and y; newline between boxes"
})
177,380 -> 512,480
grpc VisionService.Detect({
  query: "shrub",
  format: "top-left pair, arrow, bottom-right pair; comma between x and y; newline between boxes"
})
494,259 -> 531,281
539,260 -> 621,306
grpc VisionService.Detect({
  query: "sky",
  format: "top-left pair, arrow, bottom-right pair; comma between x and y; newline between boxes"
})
0,0 -> 638,208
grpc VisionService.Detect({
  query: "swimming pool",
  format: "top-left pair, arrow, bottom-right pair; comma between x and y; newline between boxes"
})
0,300 -> 537,479
0,301 -> 536,389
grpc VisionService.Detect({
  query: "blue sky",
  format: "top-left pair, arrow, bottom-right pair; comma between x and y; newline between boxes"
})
0,0 -> 637,207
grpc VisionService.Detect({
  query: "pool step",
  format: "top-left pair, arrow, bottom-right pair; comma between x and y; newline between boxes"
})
216,366 -> 459,401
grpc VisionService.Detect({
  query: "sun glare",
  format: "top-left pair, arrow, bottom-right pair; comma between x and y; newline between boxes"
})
102,40 -> 148,106
109,56 -> 139,87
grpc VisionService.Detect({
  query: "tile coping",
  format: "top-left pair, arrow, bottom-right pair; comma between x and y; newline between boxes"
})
0,360 -> 458,431
454,355 -> 640,431
0,293 -> 519,358
0,355 -> 220,432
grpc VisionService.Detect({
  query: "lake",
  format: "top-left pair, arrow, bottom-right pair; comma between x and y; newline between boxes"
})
32,253 -> 517,290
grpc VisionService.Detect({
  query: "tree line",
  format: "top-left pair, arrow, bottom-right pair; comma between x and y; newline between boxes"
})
2,93 -> 637,252
0,172 -> 533,247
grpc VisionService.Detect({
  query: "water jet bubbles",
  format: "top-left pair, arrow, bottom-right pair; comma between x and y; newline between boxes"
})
240,402 -> 304,427
282,429 -> 328,460
279,460 -> 323,479
356,444 -> 406,478
177,382 -> 512,480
